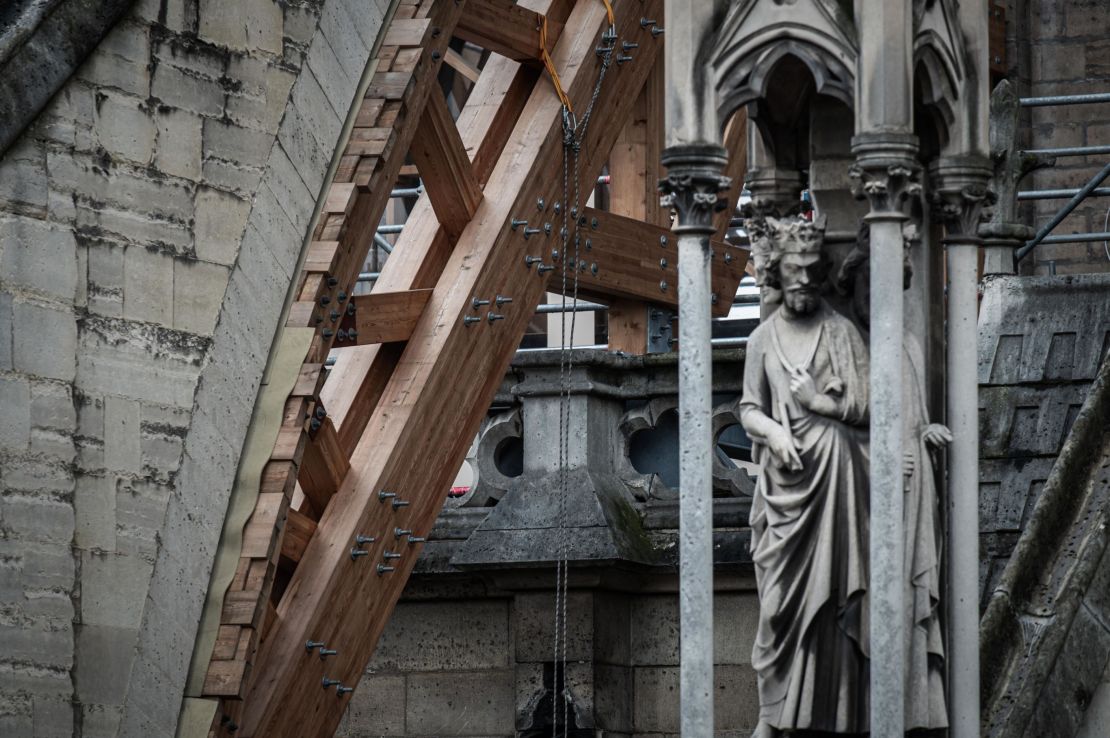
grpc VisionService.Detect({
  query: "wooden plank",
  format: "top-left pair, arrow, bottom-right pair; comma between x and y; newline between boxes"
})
241,492 -> 287,559
454,0 -> 559,62
384,17 -> 430,46
239,4 -> 661,736
347,288 -> 434,345
410,92 -> 483,239
298,416 -> 349,516
444,47 -> 480,83
303,241 -> 338,274
203,659 -> 250,699
565,207 -> 747,317
605,53 -> 665,353
279,508 -> 317,568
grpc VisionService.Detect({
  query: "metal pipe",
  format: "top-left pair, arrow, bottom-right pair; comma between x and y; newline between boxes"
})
377,224 -> 404,235
357,272 -> 380,282
374,234 -> 394,254
535,301 -> 607,314
1016,160 -> 1110,260
390,186 -> 423,199
1021,144 -> 1110,158
1034,231 -> 1110,244
1017,187 -> 1110,200
1020,92 -> 1110,107
947,240 -> 980,738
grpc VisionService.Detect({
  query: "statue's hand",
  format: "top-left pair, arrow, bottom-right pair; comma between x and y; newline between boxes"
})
923,423 -> 953,448
767,425 -> 803,472
904,451 -> 915,477
788,366 -> 818,408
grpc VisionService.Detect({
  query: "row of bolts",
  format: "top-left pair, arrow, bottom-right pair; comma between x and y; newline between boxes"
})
310,489 -> 424,695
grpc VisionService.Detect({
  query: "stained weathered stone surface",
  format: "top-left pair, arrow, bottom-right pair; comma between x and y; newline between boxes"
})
985,271 -> 1105,736
977,273 -> 1110,605
0,0 -> 390,734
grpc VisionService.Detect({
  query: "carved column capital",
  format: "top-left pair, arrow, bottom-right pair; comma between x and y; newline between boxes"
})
659,144 -> 732,235
929,155 -> 996,243
849,132 -> 921,218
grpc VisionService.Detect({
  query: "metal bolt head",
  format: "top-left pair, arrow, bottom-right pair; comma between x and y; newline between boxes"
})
544,222 -> 552,235
378,490 -> 396,502
306,640 -> 325,652
659,280 -> 668,292
651,25 -> 664,37
640,17 -> 656,27
394,527 -> 412,538
487,312 -> 505,323
660,258 -> 668,269
322,328 -> 334,339
346,302 -> 356,315
408,536 -> 427,545
623,41 -> 639,51
724,252 -> 732,263
523,227 -> 541,239
350,548 -> 369,560
496,294 -> 513,306
392,498 -> 410,509
319,648 -> 337,659
659,235 -> 667,247
537,197 -> 545,211
327,276 -> 339,288
471,297 -> 490,309
511,218 -> 528,230
330,310 -> 340,322
537,264 -> 555,274
431,50 -> 441,60
322,678 -> 340,689
591,217 -> 599,229
585,238 -> 592,251
463,315 -> 482,326
591,263 -> 598,275
383,551 -> 402,560
310,418 -> 322,432
377,564 -> 395,575
711,293 -> 719,305
336,685 -> 354,696
320,295 -> 331,306
551,249 -> 560,261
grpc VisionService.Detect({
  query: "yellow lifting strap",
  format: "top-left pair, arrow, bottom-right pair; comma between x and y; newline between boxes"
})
539,0 -> 616,115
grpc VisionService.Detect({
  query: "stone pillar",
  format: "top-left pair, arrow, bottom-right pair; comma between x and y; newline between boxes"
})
932,157 -> 993,738
661,4 -> 727,735
853,0 -> 915,732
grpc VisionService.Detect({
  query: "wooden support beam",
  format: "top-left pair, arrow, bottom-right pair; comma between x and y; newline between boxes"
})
453,0 -> 561,62
298,416 -> 349,517
444,47 -> 480,83
346,288 -> 433,345
564,207 -> 747,317
410,92 -> 483,239
279,508 -> 317,568
606,53 -> 665,353
240,4 -> 661,735
321,46 -> 550,455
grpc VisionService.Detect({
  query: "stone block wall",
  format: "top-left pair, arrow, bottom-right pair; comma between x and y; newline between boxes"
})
0,0 -> 390,735
337,583 -> 762,738
1003,0 -> 1110,275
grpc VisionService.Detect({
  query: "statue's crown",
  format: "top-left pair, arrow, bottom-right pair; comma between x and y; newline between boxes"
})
767,215 -> 826,255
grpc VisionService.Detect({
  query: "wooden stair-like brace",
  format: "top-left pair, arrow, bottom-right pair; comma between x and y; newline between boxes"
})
201,1 -> 750,736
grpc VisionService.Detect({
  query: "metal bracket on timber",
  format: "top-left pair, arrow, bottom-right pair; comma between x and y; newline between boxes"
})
225,2 -> 662,736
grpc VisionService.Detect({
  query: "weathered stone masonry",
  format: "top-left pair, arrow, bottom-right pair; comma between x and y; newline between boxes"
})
0,0 -> 390,735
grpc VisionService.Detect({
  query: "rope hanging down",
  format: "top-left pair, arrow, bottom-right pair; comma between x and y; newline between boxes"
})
551,7 -> 618,738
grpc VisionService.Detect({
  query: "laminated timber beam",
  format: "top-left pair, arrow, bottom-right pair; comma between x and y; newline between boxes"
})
237,2 -> 661,736
347,288 -> 433,345
201,0 -> 464,727
564,207 -> 747,317
409,91 -> 482,239
454,0 -> 562,62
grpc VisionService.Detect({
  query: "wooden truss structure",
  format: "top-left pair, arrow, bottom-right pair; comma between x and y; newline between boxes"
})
202,1 -> 748,735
